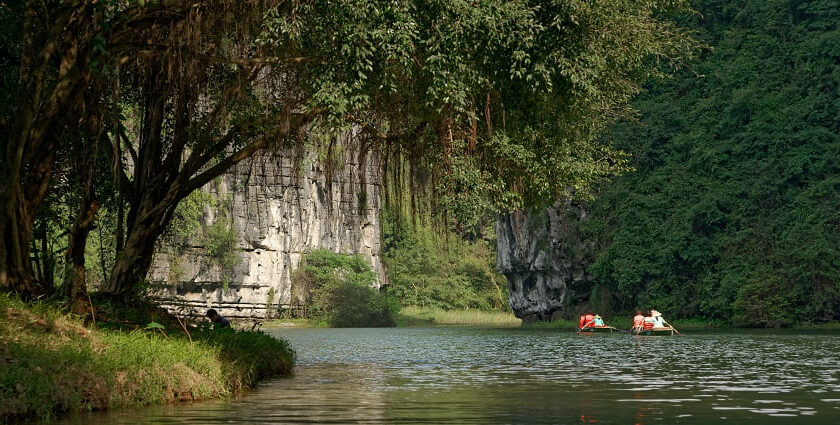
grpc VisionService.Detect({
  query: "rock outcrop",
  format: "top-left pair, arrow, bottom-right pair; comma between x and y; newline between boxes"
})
496,200 -> 593,321
149,137 -> 384,319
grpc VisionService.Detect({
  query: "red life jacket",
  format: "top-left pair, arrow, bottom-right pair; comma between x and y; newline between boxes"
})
578,315 -> 586,329
633,314 -> 645,328
643,317 -> 654,330
584,314 -> 595,327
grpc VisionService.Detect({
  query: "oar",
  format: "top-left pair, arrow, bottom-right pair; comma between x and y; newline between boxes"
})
663,320 -> 683,335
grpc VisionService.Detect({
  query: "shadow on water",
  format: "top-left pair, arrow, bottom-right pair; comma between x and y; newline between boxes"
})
50,327 -> 840,424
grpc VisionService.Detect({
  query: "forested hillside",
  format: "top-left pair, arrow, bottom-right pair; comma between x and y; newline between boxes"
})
587,0 -> 840,326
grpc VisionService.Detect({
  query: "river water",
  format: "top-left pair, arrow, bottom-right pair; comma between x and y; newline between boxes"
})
53,327 -> 840,424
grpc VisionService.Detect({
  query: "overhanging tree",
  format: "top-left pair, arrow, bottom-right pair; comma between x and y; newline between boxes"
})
3,0 -> 697,300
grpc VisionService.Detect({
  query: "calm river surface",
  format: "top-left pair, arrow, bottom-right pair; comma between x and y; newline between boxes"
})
53,327 -> 840,424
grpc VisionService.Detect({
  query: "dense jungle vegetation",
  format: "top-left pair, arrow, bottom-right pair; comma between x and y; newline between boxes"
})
584,0 -> 840,326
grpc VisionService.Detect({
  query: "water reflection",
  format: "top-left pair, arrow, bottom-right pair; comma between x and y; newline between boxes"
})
50,328 -> 840,424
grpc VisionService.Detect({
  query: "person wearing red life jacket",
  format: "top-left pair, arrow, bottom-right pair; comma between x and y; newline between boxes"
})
642,311 -> 655,330
583,312 -> 596,328
632,310 -> 645,332
578,314 -> 587,329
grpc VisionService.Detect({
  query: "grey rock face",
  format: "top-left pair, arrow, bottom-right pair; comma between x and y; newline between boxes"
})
496,200 -> 593,321
149,138 -> 384,319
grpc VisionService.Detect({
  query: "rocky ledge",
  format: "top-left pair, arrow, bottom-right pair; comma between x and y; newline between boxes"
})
496,200 -> 593,321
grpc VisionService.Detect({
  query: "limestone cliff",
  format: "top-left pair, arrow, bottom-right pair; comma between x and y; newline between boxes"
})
496,200 -> 593,321
149,138 -> 384,319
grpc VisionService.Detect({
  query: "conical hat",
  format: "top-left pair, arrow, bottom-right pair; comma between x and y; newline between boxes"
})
650,310 -> 662,317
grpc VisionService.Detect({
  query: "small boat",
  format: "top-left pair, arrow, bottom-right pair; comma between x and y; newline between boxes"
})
633,327 -> 675,336
579,326 -> 616,333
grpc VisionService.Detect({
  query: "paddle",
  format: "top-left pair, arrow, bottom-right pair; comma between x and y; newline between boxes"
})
663,320 -> 683,336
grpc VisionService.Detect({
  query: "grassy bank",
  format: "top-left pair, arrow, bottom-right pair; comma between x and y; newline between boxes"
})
396,307 -> 521,327
0,294 -> 295,422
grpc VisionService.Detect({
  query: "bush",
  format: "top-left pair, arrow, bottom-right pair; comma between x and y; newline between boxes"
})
294,249 -> 396,327
382,213 -> 509,311
312,280 -> 397,327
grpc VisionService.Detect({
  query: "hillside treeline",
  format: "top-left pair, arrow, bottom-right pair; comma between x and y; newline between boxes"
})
587,0 -> 840,326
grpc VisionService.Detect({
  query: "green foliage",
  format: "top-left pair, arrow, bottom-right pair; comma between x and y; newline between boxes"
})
166,190 -> 217,253
161,190 -> 240,288
585,0 -> 840,326
144,321 -> 165,330
206,219 -> 239,289
296,249 -> 395,327
382,213 -> 508,311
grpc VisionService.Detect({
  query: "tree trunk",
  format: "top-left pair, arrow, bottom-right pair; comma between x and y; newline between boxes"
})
3,149 -> 58,297
106,222 -> 161,298
64,167 -> 100,314
0,188 -> 38,295
1,2 -> 90,297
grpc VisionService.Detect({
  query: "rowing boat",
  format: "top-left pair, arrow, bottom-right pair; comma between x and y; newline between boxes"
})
579,326 -> 616,333
632,327 -> 675,336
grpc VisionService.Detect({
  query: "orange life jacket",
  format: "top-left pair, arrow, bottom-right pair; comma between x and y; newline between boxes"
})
633,314 -> 645,328
584,314 -> 595,327
578,315 -> 586,329
643,317 -> 654,330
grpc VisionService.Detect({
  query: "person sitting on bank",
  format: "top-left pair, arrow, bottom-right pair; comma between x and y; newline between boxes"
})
593,314 -> 605,326
206,309 -> 231,329
650,309 -> 667,328
632,310 -> 645,332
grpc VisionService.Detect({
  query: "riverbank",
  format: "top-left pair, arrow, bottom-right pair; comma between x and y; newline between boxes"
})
264,307 -> 521,328
395,307 -> 521,327
0,293 -> 295,422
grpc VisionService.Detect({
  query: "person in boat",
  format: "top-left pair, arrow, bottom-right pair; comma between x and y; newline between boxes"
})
642,311 -> 655,331
206,308 -> 231,329
593,314 -> 605,326
579,311 -> 596,329
650,309 -> 667,328
632,310 -> 645,332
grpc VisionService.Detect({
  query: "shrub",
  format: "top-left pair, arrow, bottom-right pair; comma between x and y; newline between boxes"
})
382,214 -> 509,311
294,249 -> 396,327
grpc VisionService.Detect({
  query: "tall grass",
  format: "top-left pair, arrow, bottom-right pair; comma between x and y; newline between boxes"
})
397,306 -> 521,326
0,293 -> 295,422
519,319 -> 580,330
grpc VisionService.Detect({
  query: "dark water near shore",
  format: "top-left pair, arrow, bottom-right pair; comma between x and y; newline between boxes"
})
53,327 -> 840,424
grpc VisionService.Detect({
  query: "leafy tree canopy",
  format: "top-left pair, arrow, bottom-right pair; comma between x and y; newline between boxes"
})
259,0 -> 698,220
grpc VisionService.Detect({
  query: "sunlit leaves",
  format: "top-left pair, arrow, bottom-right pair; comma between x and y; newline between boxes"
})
257,0 -> 696,224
